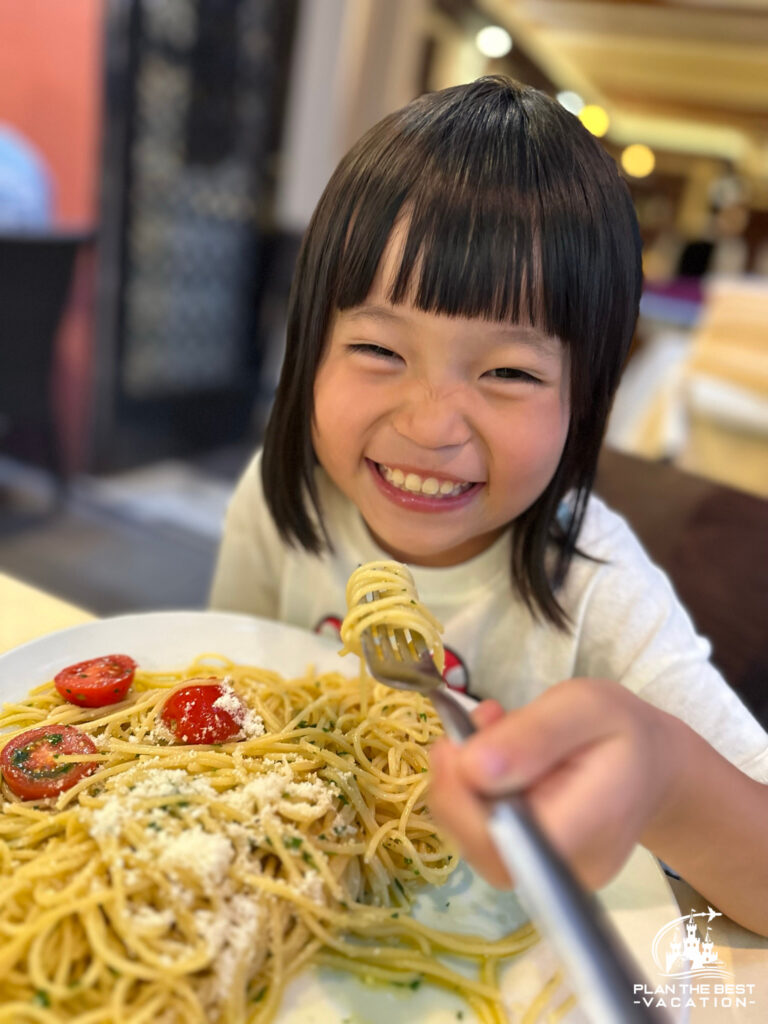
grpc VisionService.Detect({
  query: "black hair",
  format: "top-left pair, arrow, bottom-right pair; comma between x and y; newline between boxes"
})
262,75 -> 642,628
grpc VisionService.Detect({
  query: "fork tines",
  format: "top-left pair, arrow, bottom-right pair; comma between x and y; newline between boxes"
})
368,623 -> 423,662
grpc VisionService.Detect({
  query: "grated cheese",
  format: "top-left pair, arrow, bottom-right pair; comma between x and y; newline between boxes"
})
330,811 -> 358,837
296,870 -> 325,906
220,766 -> 337,822
85,768 -> 216,838
157,828 -> 233,888
212,681 -> 266,738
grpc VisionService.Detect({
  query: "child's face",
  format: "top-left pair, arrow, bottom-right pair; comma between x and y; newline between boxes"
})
312,238 -> 570,567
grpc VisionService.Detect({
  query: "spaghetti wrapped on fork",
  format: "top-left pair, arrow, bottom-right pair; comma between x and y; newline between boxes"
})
340,561 -> 445,673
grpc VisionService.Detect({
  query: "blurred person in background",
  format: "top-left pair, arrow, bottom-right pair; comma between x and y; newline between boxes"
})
0,121 -> 53,228
676,172 -> 750,282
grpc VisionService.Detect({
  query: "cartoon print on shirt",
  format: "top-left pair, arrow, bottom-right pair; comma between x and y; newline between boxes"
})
313,615 -> 473,696
441,647 -> 469,693
315,615 -> 344,644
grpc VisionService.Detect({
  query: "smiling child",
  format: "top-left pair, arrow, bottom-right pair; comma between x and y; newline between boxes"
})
210,76 -> 768,935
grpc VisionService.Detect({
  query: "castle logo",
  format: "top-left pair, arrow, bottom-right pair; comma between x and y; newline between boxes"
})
651,907 -> 732,982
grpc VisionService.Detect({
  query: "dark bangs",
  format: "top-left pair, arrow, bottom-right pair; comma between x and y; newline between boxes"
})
263,76 -> 642,627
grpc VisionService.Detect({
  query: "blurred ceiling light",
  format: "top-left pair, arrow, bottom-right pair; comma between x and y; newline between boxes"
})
556,90 -> 584,115
578,104 -> 610,138
475,25 -> 513,58
621,143 -> 655,178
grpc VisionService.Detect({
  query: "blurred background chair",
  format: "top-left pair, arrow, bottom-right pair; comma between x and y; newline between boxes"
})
678,277 -> 768,498
0,232 -> 87,481
596,448 -> 768,727
608,275 -> 768,500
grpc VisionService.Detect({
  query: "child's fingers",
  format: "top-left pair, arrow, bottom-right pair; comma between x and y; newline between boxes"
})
430,733 -> 626,891
428,738 -> 514,889
470,698 -> 505,729
523,736 -> 652,888
431,724 -> 669,891
433,729 -> 654,891
441,682 -> 681,890
457,678 -> 635,795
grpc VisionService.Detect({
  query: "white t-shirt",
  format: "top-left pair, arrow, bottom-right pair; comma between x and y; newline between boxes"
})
210,450 -> 768,783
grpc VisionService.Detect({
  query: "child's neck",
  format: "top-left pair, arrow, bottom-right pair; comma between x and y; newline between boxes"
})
362,519 -> 507,568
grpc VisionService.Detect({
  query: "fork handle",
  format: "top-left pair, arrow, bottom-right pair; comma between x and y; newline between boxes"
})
430,688 -> 670,1024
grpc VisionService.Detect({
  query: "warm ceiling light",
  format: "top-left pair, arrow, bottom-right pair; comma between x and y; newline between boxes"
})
556,90 -> 584,115
621,143 -> 655,178
578,104 -> 610,138
475,25 -> 513,58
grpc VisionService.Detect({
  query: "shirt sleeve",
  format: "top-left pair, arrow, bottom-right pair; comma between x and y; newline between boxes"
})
571,501 -> 768,781
208,450 -> 283,620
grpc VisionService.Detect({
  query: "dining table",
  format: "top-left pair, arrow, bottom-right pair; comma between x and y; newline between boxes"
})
0,567 -> 766,1022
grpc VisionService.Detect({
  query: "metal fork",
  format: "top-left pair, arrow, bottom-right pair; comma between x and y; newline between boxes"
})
361,623 -> 670,1024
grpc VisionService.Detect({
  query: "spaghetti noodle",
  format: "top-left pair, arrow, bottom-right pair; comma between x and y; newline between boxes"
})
0,575 -> 537,1023
340,560 -> 445,672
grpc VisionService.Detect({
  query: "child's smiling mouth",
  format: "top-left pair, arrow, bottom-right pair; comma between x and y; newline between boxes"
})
367,459 -> 482,506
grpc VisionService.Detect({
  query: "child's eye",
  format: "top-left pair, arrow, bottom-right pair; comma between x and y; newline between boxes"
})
348,343 -> 400,360
484,367 -> 541,383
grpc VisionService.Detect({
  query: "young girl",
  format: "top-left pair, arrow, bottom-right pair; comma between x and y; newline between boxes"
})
210,76 -> 768,935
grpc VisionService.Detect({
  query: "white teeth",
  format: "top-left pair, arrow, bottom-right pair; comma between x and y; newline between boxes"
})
378,464 -> 472,498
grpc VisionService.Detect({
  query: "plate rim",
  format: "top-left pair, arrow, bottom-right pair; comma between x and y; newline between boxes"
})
0,609 -> 349,687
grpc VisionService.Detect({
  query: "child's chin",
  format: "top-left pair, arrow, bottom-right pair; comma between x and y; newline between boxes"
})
371,532 -> 474,568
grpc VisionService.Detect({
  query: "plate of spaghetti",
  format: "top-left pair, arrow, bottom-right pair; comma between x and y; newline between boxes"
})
0,603 -> 683,1024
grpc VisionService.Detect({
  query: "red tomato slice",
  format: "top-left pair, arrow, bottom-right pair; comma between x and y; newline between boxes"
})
160,679 -> 246,744
0,725 -> 98,800
54,654 -> 137,707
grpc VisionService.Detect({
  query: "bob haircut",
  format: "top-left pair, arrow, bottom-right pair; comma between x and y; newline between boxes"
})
262,75 -> 642,628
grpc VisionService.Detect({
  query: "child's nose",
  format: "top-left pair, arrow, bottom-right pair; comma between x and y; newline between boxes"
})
392,385 -> 472,450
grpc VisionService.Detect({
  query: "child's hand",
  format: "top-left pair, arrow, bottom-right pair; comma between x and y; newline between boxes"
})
428,679 -> 687,891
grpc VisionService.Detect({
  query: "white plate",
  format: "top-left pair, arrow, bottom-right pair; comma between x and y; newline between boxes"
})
0,611 -> 685,1023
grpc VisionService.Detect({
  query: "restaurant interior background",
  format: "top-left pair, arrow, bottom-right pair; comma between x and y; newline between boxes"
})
1,0 -> 767,720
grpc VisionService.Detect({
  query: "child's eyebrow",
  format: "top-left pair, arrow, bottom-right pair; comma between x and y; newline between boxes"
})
342,305 -> 407,327
343,304 -> 559,352
482,321 -> 560,352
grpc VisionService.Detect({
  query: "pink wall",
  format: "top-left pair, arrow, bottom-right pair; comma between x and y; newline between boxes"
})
0,0 -> 103,224
0,1 -> 104,471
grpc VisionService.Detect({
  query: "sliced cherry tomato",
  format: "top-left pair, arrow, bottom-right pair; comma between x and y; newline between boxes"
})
0,725 -> 98,800
160,679 -> 247,744
54,654 -> 137,707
